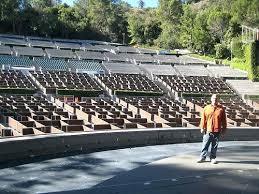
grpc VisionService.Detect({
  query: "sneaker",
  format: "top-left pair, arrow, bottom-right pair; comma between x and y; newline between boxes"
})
210,159 -> 218,164
197,158 -> 206,163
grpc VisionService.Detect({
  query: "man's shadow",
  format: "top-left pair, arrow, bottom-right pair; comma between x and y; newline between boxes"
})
217,160 -> 259,165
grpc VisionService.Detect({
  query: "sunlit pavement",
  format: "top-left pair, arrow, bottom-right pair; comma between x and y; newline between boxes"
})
0,141 -> 259,194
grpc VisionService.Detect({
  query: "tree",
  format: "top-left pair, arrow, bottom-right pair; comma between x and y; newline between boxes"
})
192,11 -> 212,54
128,10 -> 145,44
0,0 -> 20,33
207,8 -> 230,43
27,0 -> 53,9
156,0 -> 183,49
58,5 -> 79,38
128,9 -> 161,45
143,10 -> 161,45
85,0 -> 129,42
157,0 -> 183,24
180,4 -> 196,48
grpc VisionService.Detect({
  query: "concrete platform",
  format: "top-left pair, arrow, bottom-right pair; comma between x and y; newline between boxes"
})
0,141 -> 259,194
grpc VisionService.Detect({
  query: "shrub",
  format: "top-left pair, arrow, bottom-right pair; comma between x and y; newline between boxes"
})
232,37 -> 244,58
245,42 -> 259,81
215,43 -> 230,59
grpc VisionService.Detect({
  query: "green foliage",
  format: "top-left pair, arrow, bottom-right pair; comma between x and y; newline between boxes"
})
128,9 -> 161,45
0,0 -> 259,56
180,5 -> 196,48
231,0 -> 259,27
229,43 -> 259,81
87,0 -> 115,39
156,0 -> 183,49
215,43 -> 230,59
127,10 -> 145,45
27,0 -> 54,9
232,36 -> 244,58
230,58 -> 247,71
155,23 -> 181,49
192,11 -> 212,54
190,53 -> 215,62
207,9 -> 230,43
245,42 -> 259,81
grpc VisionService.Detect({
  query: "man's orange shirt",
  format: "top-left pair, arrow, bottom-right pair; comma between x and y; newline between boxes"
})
199,104 -> 227,133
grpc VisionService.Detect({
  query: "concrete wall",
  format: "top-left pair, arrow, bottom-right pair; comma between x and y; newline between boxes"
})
0,127 -> 259,163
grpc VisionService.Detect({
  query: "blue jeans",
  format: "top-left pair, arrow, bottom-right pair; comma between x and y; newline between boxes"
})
200,132 -> 220,160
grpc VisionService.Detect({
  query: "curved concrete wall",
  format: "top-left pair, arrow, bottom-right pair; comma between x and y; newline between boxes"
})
0,127 -> 259,163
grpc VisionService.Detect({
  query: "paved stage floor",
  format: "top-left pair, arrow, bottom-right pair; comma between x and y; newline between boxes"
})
0,141 -> 259,194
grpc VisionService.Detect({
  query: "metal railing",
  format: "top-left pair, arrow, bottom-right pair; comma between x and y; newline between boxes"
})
242,25 -> 259,43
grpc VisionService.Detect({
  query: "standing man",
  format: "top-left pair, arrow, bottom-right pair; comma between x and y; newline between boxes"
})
197,94 -> 227,164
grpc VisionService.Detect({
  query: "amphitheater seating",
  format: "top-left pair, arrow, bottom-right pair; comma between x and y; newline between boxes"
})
29,39 -> 56,48
0,36 -> 27,46
174,65 -> 210,76
154,55 -> 181,64
95,44 -> 116,51
0,95 -> 165,137
45,49 -> 76,59
70,98 -> 162,129
69,60 -> 104,73
0,91 -> 258,138
0,95 -> 93,136
138,48 -> 157,54
0,45 -> 12,55
97,73 -> 163,93
207,65 -> 248,78
0,34 -> 24,39
14,46 -> 45,57
0,70 -> 36,89
226,80 -> 259,96
158,75 -> 235,95
188,98 -> 259,127
154,55 -> 208,65
84,44 -> 109,52
34,58 -> 69,71
103,62 -> 142,74
76,51 -> 106,60
121,96 -> 201,127
0,35 -> 258,138
140,64 -> 177,75
1,93 -> 258,138
127,54 -> 155,63
86,45 -> 104,52
104,53 -> 128,62
55,41 -> 81,50
30,71 -> 102,92
116,46 -> 138,53
178,56 -> 208,64
0,55 -> 34,67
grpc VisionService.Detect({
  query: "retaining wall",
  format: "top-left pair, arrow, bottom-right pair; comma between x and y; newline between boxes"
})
0,127 -> 259,163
